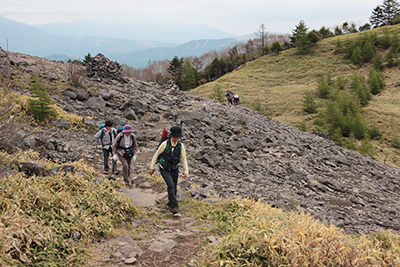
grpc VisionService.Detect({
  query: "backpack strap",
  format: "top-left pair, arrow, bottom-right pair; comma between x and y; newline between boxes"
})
99,128 -> 107,145
160,139 -> 181,156
117,133 -> 134,150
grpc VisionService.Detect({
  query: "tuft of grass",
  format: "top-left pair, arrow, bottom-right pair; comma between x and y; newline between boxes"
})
192,197 -> 400,267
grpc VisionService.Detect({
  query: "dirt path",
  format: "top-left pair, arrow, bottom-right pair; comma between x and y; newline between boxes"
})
87,184 -> 209,267
87,149 -> 211,267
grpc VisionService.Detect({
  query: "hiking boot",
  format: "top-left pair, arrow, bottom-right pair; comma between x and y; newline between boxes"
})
103,170 -> 108,174
171,208 -> 179,214
113,170 -> 119,175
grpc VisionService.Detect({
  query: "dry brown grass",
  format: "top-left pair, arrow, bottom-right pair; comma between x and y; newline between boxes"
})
195,198 -> 400,266
0,150 -> 137,266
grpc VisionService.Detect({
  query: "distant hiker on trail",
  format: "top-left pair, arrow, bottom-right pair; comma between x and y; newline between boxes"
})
149,126 -> 189,215
233,94 -> 241,105
94,120 -> 118,175
225,89 -> 234,104
112,124 -> 138,187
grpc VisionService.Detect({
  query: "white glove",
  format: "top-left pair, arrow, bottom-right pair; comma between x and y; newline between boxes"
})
133,155 -> 137,162
112,154 -> 117,161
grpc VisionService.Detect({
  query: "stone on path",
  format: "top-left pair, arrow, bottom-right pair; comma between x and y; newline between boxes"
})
117,188 -> 159,207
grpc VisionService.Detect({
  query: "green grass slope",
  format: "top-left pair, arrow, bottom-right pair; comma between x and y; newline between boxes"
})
190,25 -> 400,168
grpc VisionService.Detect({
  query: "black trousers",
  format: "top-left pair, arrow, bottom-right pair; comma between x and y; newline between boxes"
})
160,167 -> 179,209
103,148 -> 117,172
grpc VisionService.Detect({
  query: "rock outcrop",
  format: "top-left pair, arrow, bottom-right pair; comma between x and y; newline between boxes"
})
86,53 -> 128,84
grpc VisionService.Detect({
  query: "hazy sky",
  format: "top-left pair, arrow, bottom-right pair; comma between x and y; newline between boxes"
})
0,0 -> 382,35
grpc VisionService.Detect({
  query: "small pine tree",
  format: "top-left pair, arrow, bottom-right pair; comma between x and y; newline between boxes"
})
212,85 -> 225,102
362,41 -> 376,63
334,26 -> 343,35
291,21 -> 312,54
335,75 -> 347,90
308,30 -> 321,44
316,75 -> 334,99
344,131 -> 357,150
27,76 -> 58,122
262,45 -> 270,55
369,70 -> 385,95
350,73 -> 371,107
345,39 -> 356,59
359,23 -> 371,31
351,46 -> 363,66
297,35 -> 312,55
326,101 -> 345,135
167,56 -> 184,89
372,54 -> 385,70
332,128 -> 343,146
386,47 -> 399,67
352,115 -> 367,140
302,92 -> 318,114
82,53 -> 93,65
181,59 -> 197,91
270,41 -> 282,55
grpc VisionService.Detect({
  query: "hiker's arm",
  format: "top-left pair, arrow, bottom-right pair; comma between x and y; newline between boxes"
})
149,141 -> 167,170
94,130 -> 102,145
180,143 -> 189,175
132,134 -> 138,155
111,134 -> 120,155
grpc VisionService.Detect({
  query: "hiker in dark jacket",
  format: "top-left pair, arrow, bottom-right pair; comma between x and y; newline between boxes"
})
225,89 -> 234,104
112,124 -> 138,187
149,126 -> 189,214
94,120 -> 118,175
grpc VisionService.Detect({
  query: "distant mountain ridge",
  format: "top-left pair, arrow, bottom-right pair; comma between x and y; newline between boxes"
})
0,14 -> 247,68
32,20 -> 236,44
111,38 -> 242,68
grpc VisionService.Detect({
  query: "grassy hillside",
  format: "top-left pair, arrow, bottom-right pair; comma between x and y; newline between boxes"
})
190,25 -> 400,168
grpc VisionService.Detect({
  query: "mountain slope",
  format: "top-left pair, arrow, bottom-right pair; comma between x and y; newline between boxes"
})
190,24 -> 400,168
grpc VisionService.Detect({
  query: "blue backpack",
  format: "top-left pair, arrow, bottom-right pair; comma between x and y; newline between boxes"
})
117,126 -> 124,134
